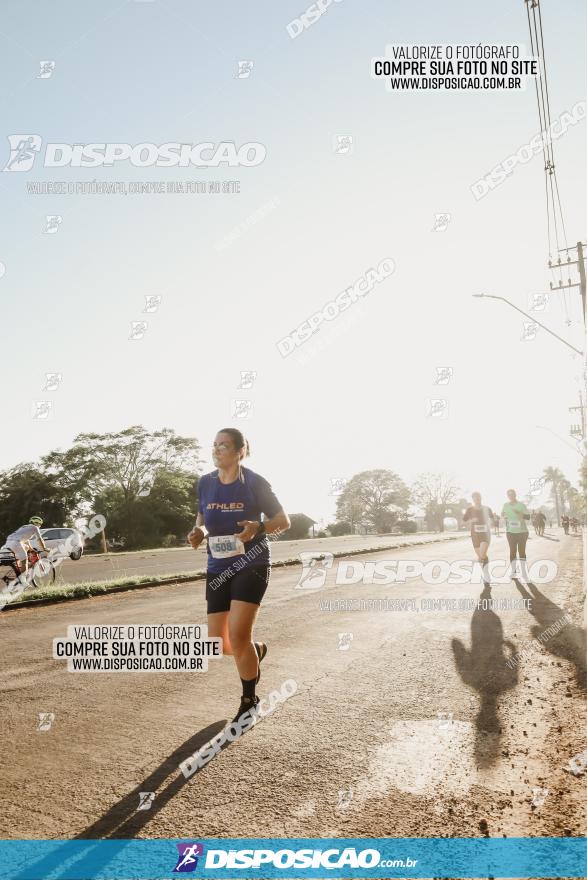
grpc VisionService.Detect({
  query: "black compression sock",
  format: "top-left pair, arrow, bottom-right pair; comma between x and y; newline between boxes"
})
241,677 -> 256,701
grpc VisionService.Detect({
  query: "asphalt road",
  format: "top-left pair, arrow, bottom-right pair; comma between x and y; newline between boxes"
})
1,528 -> 586,846
49,532 -> 465,585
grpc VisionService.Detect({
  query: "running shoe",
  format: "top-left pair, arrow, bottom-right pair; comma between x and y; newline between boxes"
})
232,695 -> 260,724
255,642 -> 267,684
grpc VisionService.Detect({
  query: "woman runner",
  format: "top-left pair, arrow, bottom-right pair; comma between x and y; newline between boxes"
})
463,492 -> 494,585
501,489 -> 531,580
188,429 -> 290,722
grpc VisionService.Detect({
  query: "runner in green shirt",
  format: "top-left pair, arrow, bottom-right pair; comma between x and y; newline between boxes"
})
501,489 -> 530,579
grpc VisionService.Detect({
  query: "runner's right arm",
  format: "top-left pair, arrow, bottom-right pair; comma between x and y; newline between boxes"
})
188,513 -> 207,549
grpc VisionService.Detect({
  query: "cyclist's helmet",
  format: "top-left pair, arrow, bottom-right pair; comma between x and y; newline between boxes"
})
29,516 -> 43,526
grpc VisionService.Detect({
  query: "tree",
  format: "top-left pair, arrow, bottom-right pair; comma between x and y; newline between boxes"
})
132,468 -> 199,549
543,466 -> 565,526
565,486 -> 582,518
336,470 -> 410,534
284,514 -> 314,540
412,472 -> 461,533
327,521 -> 352,536
0,465 -> 71,541
43,426 -> 202,547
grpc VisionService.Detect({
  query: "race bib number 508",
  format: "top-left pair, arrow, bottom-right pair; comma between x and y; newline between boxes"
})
209,535 -> 245,559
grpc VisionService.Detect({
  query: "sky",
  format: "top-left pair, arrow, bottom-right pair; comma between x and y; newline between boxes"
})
1,0 -> 586,525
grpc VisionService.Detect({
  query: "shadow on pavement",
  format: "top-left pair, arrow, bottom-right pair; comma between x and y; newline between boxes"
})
513,579 -> 587,691
451,584 -> 519,768
79,719 -> 231,839
7,719 -> 229,880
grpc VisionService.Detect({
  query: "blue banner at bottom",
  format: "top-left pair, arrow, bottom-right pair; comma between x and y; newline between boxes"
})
0,838 -> 585,879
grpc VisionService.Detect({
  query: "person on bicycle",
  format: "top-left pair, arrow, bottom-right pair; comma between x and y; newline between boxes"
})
1,517 -> 48,573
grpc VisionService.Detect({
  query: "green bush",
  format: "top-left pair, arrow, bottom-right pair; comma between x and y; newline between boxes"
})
327,521 -> 352,536
396,520 -> 417,534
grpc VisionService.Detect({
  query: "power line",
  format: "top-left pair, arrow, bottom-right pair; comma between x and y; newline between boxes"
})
525,0 -> 569,275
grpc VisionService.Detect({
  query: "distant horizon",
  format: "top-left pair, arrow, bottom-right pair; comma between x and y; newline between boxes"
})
2,419 -> 571,527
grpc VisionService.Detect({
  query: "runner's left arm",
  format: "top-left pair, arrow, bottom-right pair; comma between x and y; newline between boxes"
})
237,474 -> 291,541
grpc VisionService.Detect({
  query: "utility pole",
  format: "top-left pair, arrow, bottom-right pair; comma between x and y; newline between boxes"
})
548,242 -> 587,479
577,241 -> 586,322
569,392 -> 586,446
549,241 -> 587,325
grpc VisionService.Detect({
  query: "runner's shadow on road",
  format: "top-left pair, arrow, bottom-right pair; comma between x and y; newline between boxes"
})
451,584 -> 518,769
79,719 -> 232,839
513,579 -> 587,691
6,720 -> 230,880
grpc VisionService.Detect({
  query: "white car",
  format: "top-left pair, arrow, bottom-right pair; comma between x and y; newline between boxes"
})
39,527 -> 84,560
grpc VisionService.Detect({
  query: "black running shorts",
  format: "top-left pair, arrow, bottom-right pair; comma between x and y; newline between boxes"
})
206,565 -> 270,614
471,528 -> 490,548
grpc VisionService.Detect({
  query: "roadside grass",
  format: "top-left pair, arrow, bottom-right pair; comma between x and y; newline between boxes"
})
4,534 -> 464,609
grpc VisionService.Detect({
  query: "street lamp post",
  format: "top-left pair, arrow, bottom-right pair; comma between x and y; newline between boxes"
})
472,293 -> 582,356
